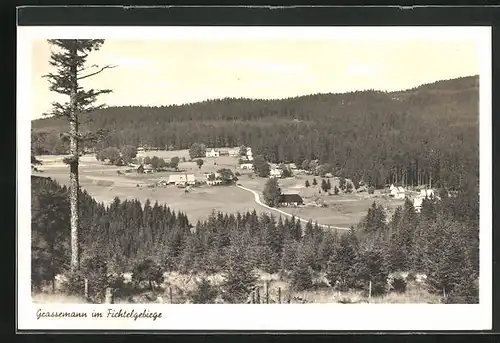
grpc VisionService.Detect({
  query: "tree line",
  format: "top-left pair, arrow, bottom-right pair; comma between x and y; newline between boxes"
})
32,75 -> 479,190
32,175 -> 479,304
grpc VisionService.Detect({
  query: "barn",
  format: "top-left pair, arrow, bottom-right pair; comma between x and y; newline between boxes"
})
279,194 -> 304,206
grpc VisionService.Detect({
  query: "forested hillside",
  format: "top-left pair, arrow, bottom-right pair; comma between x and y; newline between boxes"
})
32,175 -> 479,304
32,75 -> 479,189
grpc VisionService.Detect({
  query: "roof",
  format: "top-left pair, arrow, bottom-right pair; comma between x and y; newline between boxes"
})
391,186 -> 405,193
420,189 -> 435,197
168,174 -> 196,183
279,194 -> 304,204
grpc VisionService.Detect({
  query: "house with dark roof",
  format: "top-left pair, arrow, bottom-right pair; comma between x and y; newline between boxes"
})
279,194 -> 304,206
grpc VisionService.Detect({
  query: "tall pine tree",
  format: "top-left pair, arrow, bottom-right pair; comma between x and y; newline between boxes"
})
44,39 -> 114,270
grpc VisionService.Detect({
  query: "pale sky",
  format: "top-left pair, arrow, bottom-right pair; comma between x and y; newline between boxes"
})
30,39 -> 479,120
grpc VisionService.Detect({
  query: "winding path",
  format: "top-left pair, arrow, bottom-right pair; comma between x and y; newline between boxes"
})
236,185 -> 350,231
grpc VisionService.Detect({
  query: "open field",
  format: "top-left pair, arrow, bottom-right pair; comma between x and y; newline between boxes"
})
32,154 -> 266,224
238,174 -> 408,227
32,151 -> 407,227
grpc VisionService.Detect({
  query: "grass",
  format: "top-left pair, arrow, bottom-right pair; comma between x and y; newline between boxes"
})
32,270 -> 440,304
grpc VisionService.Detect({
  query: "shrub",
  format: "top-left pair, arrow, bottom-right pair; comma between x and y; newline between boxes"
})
132,258 -> 164,292
388,274 -> 407,293
189,278 -> 219,304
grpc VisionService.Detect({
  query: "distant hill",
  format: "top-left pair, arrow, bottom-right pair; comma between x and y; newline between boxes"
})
32,75 -> 479,189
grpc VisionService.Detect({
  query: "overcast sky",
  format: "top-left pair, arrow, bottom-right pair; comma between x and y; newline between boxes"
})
30,38 -> 479,120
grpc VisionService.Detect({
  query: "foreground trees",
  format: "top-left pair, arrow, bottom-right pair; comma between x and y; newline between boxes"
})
32,175 -> 479,303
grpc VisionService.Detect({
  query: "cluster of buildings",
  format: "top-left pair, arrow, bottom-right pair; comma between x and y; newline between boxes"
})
389,184 -> 407,199
388,184 -> 440,213
205,148 -> 231,158
413,189 -> 438,213
155,171 -> 229,188
205,146 -> 252,159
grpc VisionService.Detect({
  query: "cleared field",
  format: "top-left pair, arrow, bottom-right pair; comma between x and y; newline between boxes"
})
33,154 -> 269,224
32,152 -> 403,228
239,175 -> 406,227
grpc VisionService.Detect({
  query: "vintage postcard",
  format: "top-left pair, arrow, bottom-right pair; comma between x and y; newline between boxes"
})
18,25 -> 492,331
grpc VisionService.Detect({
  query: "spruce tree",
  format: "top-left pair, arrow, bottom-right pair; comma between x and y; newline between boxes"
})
190,277 -> 219,304
291,247 -> 314,291
312,178 -> 318,186
44,39 -> 114,271
222,236 -> 257,303
326,229 -> 359,291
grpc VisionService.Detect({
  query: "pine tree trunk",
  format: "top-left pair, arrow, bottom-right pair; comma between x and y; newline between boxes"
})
69,42 -> 80,271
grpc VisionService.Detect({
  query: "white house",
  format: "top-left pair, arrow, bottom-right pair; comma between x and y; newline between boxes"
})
240,163 -> 254,170
414,188 -> 439,212
270,168 -> 283,178
246,147 -> 253,161
420,189 -> 435,198
168,174 -> 196,186
390,185 -> 406,199
413,197 -> 424,212
206,148 -> 220,158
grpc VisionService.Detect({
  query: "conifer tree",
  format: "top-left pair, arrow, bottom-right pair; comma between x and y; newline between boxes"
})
326,229 -> 359,291
44,39 -> 114,270
222,236 -> 257,303
355,243 -> 390,296
263,177 -> 282,207
312,178 -> 318,186
190,277 -> 219,304
321,179 -> 328,192
291,247 -> 314,291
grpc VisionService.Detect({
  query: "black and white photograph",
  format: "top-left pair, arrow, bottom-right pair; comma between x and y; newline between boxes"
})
18,25 -> 492,331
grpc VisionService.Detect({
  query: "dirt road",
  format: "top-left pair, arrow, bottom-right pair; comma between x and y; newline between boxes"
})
236,185 -> 350,231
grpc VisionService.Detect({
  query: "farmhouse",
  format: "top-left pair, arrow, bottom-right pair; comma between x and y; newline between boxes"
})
206,148 -> 220,158
414,188 -> 439,212
167,174 -> 196,186
279,194 -> 304,207
389,185 -> 406,199
219,150 -> 229,156
229,150 -> 239,157
420,189 -> 435,198
270,168 -> 283,178
240,163 -> 254,170
246,147 -> 254,161
207,179 -> 223,186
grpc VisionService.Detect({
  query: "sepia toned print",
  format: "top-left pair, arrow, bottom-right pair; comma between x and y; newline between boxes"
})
30,33 -> 480,307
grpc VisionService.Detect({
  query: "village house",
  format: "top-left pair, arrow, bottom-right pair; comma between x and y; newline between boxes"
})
389,184 -> 406,199
229,149 -> 240,157
270,167 -> 283,178
240,163 -> 254,170
205,172 -> 223,186
219,150 -> 230,156
413,188 -> 439,212
167,174 -> 196,187
205,148 -> 220,158
246,147 -> 254,161
279,194 -> 304,207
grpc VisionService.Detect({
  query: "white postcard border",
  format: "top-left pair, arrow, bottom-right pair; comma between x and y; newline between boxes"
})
17,26 -> 492,331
